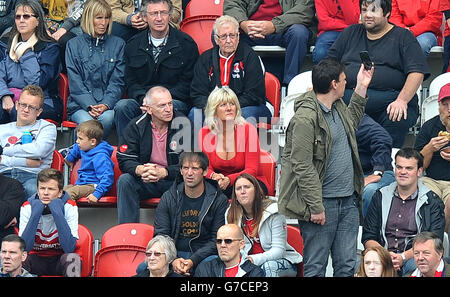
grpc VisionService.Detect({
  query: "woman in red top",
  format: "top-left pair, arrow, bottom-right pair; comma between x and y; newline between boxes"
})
198,87 -> 267,197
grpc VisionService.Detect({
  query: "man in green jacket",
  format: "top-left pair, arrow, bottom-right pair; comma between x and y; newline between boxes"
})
223,0 -> 316,85
278,58 -> 373,276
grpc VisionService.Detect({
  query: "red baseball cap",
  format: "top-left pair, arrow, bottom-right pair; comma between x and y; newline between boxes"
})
438,83 -> 450,102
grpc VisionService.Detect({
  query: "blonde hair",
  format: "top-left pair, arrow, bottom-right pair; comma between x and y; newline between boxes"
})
81,0 -> 112,37
204,86 -> 246,134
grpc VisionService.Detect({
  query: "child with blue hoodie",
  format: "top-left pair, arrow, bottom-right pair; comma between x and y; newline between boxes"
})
63,120 -> 114,204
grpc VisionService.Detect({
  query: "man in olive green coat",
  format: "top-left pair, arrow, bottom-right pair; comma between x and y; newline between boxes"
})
278,58 -> 373,276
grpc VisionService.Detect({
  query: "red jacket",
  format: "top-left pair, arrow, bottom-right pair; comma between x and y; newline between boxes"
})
389,0 -> 443,44
315,0 -> 360,36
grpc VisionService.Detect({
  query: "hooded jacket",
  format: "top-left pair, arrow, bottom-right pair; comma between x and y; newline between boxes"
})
362,181 -> 445,251
278,90 -> 366,221
66,33 -> 125,116
65,140 -> 115,200
154,176 -> 229,267
225,202 -> 302,266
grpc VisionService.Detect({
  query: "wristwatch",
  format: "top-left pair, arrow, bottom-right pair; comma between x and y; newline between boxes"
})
373,170 -> 383,177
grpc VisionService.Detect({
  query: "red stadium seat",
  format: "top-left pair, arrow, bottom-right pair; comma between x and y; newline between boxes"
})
93,223 -> 154,277
184,0 -> 223,19
286,225 -> 304,277
180,15 -> 219,54
259,149 -> 277,197
51,150 -> 64,172
58,73 -> 77,129
257,72 -> 281,130
75,224 -> 94,277
100,223 -> 154,248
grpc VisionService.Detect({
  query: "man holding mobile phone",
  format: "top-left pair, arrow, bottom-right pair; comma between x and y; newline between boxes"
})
327,0 -> 429,148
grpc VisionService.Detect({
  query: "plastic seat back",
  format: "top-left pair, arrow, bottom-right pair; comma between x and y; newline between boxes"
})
184,0 -> 223,19
180,15 -> 219,54
100,223 -> 154,249
287,225 -> 304,277
51,150 -> 64,172
259,149 -> 276,197
93,245 -> 146,277
74,224 -> 94,277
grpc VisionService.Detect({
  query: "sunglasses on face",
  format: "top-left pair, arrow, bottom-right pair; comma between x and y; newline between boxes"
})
145,251 -> 165,257
15,14 -> 36,20
216,238 -> 241,245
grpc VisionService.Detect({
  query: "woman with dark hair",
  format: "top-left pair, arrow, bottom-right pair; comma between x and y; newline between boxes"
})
225,173 -> 302,277
0,0 -> 62,124
65,0 -> 125,138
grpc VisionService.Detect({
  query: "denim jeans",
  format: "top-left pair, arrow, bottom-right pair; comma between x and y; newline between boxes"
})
362,170 -> 396,218
416,32 -> 438,58
240,24 -> 311,84
2,169 -> 37,199
117,173 -> 173,224
299,194 -> 360,277
261,258 -> 297,277
70,109 -> 115,139
343,89 -> 419,148
313,31 -> 341,64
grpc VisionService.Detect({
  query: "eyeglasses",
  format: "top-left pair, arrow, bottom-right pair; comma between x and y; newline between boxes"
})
147,10 -> 170,18
145,251 -> 166,257
216,238 -> 241,245
215,33 -> 239,41
15,14 -> 36,20
17,102 -> 40,112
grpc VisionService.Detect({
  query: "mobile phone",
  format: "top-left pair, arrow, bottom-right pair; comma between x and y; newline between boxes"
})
360,51 -> 373,70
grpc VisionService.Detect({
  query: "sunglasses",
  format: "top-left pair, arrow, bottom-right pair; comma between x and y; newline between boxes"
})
145,251 -> 165,257
15,14 -> 36,20
216,238 -> 241,245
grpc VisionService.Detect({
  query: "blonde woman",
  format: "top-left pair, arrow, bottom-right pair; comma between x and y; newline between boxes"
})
65,0 -> 125,138
198,86 -> 268,197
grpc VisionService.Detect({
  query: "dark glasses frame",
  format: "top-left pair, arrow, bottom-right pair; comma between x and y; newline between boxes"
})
216,238 -> 241,245
15,14 -> 36,20
145,251 -> 166,257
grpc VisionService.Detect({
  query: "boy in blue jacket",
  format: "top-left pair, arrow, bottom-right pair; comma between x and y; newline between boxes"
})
63,120 -> 114,204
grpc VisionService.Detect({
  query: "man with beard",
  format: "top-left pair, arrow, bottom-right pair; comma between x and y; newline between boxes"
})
414,83 -> 450,232
327,0 -> 429,148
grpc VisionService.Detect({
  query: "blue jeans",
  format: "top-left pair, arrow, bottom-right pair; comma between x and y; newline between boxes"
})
240,24 -> 311,84
261,258 -> 297,277
416,32 -> 438,58
362,170 -> 396,218
299,194 -> 360,277
117,173 -> 173,224
70,109 -> 115,139
313,31 -> 341,64
343,89 -> 419,148
114,98 -> 190,144
2,169 -> 37,199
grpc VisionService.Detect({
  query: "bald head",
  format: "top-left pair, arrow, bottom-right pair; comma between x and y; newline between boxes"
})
216,224 -> 244,267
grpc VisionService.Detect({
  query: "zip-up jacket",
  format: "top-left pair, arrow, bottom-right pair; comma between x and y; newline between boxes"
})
116,112 -> 187,181
362,181 -> 445,251
124,26 -> 198,105
190,41 -> 265,109
194,253 -> 264,277
154,176 -> 229,267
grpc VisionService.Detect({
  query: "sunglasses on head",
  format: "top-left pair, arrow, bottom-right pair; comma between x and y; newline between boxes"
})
15,14 -> 36,20
216,238 -> 241,245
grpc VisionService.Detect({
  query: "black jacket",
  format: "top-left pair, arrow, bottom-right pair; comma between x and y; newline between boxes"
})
116,112 -> 188,180
194,257 -> 264,277
124,26 -> 199,105
0,173 -> 25,240
154,176 -> 229,267
190,41 -> 266,109
362,182 -> 445,251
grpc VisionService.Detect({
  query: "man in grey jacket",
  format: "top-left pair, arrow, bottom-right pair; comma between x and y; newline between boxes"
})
223,0 -> 316,85
278,58 -> 373,276
362,148 -> 445,276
